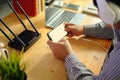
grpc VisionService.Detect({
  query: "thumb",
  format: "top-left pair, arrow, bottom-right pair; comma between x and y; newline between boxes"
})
47,40 -> 54,45
59,39 -> 69,44
64,22 -> 74,26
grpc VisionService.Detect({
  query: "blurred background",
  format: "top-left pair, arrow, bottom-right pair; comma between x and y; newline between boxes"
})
0,0 -> 12,18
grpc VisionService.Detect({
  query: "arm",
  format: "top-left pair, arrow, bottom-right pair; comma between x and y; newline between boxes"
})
84,22 -> 114,39
47,39 -> 94,80
65,22 -> 114,39
65,54 -> 94,80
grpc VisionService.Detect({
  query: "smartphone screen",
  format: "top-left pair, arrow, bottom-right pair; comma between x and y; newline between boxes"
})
47,24 -> 67,42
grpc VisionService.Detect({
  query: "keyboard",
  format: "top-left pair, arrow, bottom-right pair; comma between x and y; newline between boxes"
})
45,7 -> 62,22
45,7 -> 86,28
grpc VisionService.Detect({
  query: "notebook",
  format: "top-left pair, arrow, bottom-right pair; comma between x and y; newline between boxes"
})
45,7 -> 86,28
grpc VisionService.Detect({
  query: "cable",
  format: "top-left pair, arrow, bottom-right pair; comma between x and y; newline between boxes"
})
78,37 -> 108,52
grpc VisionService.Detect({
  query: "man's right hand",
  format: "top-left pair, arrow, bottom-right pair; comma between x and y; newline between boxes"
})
64,22 -> 85,37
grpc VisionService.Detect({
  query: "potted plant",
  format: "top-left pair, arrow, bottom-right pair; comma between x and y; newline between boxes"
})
0,49 -> 27,80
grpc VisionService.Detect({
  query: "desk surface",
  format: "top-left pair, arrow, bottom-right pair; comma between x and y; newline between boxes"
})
0,0 -> 112,80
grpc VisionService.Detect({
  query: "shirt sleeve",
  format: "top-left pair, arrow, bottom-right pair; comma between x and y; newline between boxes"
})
65,53 -> 94,80
84,22 -> 114,39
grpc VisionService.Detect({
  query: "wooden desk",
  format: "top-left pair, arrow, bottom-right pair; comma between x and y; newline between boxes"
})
0,0 -> 111,80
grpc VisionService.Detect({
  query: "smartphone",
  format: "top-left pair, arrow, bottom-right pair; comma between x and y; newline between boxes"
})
47,24 -> 67,42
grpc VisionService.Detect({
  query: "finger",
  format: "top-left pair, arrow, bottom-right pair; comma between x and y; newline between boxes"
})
62,38 -> 68,43
47,41 -> 56,50
47,40 -> 51,45
64,23 -> 74,30
65,30 -> 73,37
59,39 -> 70,47
64,22 -> 74,26
59,38 -> 70,43
61,38 -> 71,47
47,40 -> 55,45
59,39 -> 65,42
64,25 -> 75,32
67,33 -> 73,37
64,26 -> 71,32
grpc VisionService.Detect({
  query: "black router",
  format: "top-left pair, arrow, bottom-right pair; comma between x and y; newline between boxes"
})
0,0 -> 41,51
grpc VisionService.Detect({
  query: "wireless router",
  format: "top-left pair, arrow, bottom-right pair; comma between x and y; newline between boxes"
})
0,0 -> 41,51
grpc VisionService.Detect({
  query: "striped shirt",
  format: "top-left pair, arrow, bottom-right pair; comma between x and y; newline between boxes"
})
84,22 -> 114,39
65,23 -> 120,80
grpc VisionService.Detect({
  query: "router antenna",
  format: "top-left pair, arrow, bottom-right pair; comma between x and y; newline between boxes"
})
0,18 -> 25,46
16,1 -> 39,35
6,0 -> 27,30
1,0 -> 41,51
0,28 -> 13,42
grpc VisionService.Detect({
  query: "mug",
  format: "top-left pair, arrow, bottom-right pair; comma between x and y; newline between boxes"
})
0,48 -> 9,59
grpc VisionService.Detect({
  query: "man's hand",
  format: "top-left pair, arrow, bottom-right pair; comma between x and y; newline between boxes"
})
47,39 -> 74,61
64,22 -> 85,37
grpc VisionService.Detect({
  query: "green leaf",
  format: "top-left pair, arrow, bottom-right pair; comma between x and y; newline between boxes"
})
0,48 -> 26,80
